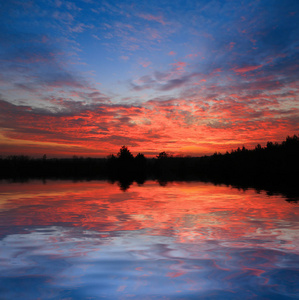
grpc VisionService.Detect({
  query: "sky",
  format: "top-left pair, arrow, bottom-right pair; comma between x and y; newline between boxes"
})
0,0 -> 298,157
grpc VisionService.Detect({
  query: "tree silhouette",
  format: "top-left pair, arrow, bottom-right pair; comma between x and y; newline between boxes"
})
1,135 -> 298,196
156,151 -> 169,159
135,153 -> 145,160
117,146 -> 134,161
134,152 -> 147,175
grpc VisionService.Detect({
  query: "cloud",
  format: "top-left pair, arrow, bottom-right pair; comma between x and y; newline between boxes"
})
158,76 -> 192,91
53,11 -> 74,23
1,0 -> 299,157
145,28 -> 162,40
139,60 -> 151,68
185,53 -> 201,59
69,23 -> 94,33
228,42 -> 236,50
233,65 -> 263,73
92,34 -> 101,40
138,14 -> 166,25
131,70 -> 199,92
0,22 -> 99,97
170,61 -> 187,71
2,78 -> 297,156
14,83 -> 38,92
120,55 -> 129,61
38,71 -> 86,88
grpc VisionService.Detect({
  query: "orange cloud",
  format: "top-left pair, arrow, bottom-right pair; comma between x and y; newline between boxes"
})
0,87 -> 298,158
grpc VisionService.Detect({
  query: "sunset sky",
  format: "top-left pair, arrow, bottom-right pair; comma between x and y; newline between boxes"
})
0,0 -> 298,157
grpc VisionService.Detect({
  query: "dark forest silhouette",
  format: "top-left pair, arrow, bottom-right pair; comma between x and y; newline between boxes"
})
1,135 -> 298,196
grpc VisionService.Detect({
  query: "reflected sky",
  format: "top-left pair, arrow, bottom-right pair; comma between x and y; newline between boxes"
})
0,181 -> 298,299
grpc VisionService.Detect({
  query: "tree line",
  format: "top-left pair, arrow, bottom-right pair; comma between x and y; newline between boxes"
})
0,135 -> 298,194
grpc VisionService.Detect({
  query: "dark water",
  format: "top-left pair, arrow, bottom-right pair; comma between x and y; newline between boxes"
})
0,180 -> 298,299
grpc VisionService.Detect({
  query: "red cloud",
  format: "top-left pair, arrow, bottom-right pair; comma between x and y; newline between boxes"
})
233,65 -> 263,73
0,87 -> 298,158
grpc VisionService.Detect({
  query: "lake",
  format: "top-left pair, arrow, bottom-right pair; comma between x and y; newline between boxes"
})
0,180 -> 298,299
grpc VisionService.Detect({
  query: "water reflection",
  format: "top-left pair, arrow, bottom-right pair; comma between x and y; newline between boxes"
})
0,180 -> 298,299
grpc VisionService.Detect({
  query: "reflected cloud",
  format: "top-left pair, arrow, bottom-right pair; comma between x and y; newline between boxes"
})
0,181 -> 298,299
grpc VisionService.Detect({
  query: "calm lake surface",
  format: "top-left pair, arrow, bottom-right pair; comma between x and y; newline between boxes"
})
0,180 -> 298,299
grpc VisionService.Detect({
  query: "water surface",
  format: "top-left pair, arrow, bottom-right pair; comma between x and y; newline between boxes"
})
0,180 -> 298,299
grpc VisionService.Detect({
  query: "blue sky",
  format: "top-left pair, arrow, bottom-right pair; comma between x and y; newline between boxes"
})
0,0 -> 298,157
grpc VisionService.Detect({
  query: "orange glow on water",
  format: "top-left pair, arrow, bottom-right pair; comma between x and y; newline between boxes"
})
0,180 -> 298,249
1,2 -> 298,297
0,180 -> 298,299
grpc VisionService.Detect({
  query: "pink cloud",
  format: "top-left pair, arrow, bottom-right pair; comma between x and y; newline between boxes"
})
213,68 -> 222,73
233,65 -> 263,73
53,11 -> 74,23
185,52 -> 205,60
186,53 -> 198,59
92,34 -> 101,40
228,42 -> 236,50
138,14 -> 166,25
168,51 -> 176,56
171,61 -> 186,71
126,44 -> 139,51
193,79 -> 207,85
139,60 -> 151,68
69,23 -> 94,33
146,28 -> 162,40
